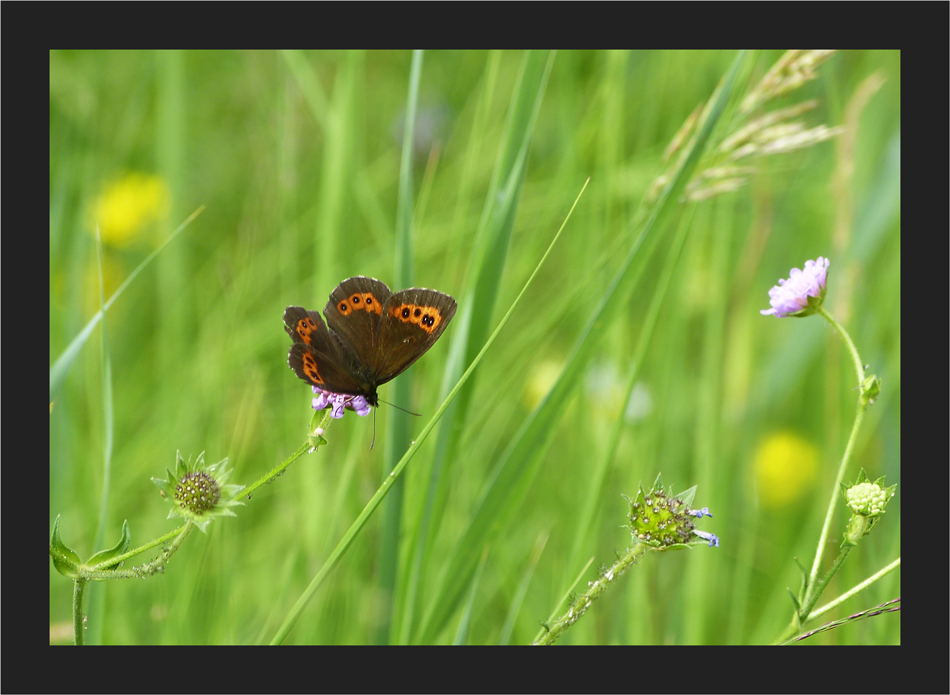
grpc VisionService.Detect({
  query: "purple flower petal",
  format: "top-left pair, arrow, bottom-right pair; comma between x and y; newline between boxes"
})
310,388 -> 371,419
349,396 -> 371,417
761,257 -> 829,317
330,397 -> 347,419
312,391 -> 330,411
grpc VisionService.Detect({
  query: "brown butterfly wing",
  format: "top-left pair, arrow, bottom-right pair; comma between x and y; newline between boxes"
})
283,306 -> 365,395
324,276 -> 392,371
373,288 -> 457,383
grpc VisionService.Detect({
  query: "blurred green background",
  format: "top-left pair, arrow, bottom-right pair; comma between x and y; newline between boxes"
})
49,50 -> 900,645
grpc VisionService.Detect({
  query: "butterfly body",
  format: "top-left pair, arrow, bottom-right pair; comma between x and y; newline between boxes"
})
284,276 -> 457,407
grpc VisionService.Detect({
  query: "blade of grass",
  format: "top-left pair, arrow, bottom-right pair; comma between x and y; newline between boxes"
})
417,51 -> 748,643
281,49 -> 357,287
498,532 -> 549,645
83,228 -> 115,646
453,546 -> 489,645
397,49 -> 556,645
377,49 -> 425,644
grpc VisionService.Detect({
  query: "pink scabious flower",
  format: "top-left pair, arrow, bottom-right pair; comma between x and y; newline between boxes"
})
312,386 -> 371,419
761,257 -> 829,317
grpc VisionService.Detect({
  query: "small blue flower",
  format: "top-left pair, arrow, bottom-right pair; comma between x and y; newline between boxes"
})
688,507 -> 713,518
761,257 -> 829,318
694,530 -> 720,547
312,387 -> 371,418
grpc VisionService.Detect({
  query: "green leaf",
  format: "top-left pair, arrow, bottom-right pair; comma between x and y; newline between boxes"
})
49,515 -> 82,579
86,520 -> 132,571
786,587 -> 801,611
677,485 -> 698,508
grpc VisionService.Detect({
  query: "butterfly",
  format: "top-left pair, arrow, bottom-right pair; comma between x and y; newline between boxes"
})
283,276 -> 457,408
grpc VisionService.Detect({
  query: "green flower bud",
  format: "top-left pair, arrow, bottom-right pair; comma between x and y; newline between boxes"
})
152,451 -> 244,533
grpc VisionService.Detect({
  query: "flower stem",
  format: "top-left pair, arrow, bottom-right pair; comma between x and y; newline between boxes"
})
803,542 -> 854,618
94,524 -> 195,579
243,409 -> 333,499
534,542 -> 649,645
794,306 -> 868,633
817,305 -> 865,388
73,578 -> 87,646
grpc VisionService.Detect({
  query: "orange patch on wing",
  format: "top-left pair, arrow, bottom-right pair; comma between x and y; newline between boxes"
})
390,304 -> 444,334
338,292 -> 383,316
295,316 -> 319,345
301,351 -> 325,385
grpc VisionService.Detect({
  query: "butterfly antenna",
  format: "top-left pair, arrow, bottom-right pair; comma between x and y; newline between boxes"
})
377,398 -> 421,417
370,409 -> 377,450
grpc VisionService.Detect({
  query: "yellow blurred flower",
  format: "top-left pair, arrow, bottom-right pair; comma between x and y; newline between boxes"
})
90,172 -> 170,247
753,431 -> 819,509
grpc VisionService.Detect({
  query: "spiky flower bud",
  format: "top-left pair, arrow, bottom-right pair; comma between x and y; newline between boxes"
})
152,452 -> 244,533
175,470 -> 221,515
626,476 -> 719,549
846,482 -> 889,517
841,469 -> 896,545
